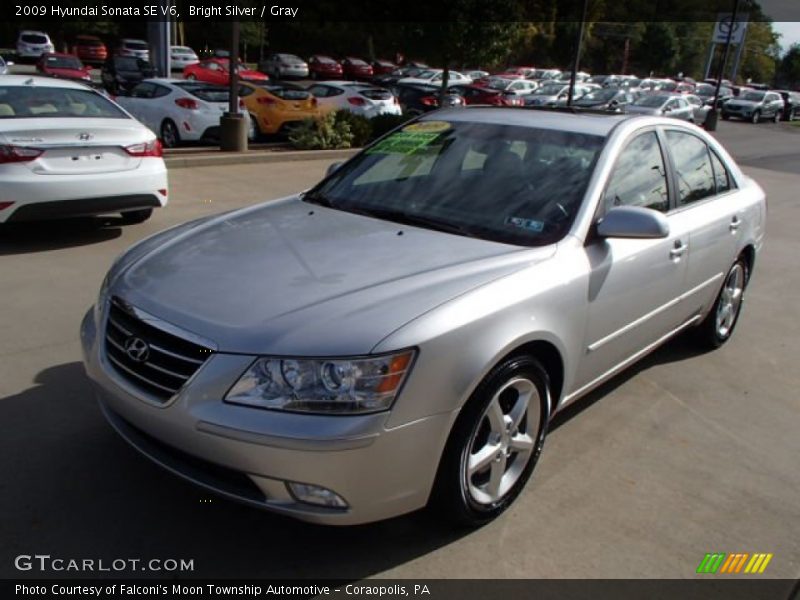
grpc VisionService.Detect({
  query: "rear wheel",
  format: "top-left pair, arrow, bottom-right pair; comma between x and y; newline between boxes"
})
431,355 -> 550,527
751,110 -> 760,124
694,258 -> 748,349
160,119 -> 180,148
120,209 -> 153,224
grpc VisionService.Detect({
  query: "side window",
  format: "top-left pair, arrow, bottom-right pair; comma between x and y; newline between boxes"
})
664,130 -> 715,206
709,151 -> 732,195
308,85 -> 328,98
151,85 -> 170,99
129,83 -> 154,98
604,131 -> 669,213
327,87 -> 345,97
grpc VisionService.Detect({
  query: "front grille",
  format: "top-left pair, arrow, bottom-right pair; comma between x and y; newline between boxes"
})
104,300 -> 212,402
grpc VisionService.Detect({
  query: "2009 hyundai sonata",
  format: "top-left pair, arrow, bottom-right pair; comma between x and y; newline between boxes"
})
81,108 -> 765,526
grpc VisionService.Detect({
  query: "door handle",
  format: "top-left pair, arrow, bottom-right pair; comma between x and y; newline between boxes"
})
670,240 -> 687,259
729,216 -> 741,232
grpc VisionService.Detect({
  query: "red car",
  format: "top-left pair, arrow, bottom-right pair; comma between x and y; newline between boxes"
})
341,57 -> 373,80
184,58 -> 268,85
371,59 -> 398,76
308,55 -> 343,79
36,53 -> 92,82
73,35 -> 107,65
450,84 -> 524,107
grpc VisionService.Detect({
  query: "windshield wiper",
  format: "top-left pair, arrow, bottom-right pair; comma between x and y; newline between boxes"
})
345,207 -> 479,238
301,190 -> 334,208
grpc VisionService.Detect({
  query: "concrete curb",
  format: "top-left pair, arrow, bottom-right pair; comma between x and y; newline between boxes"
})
165,148 -> 360,169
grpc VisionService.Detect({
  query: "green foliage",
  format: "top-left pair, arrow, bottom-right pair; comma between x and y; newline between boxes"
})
332,111 -> 372,147
776,44 -> 800,88
288,113 -> 354,150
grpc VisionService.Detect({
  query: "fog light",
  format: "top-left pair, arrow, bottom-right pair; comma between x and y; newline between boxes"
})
287,482 -> 348,509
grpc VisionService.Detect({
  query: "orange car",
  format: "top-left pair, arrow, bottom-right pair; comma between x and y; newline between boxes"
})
239,81 -> 321,137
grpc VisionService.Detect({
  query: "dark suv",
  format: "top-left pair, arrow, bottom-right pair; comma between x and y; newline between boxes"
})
775,90 -> 800,121
101,56 -> 155,95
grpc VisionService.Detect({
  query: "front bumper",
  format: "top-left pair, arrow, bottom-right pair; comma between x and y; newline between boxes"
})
81,308 -> 454,525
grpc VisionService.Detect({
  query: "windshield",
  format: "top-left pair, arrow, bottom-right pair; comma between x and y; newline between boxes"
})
315,55 -> 336,64
741,91 -> 765,102
633,95 -> 669,108
22,34 -> 49,44
172,47 -> 194,55
576,88 -> 616,103
695,84 -> 714,97
534,84 -> 564,96
306,120 -> 604,247
0,86 -> 128,119
44,56 -> 83,69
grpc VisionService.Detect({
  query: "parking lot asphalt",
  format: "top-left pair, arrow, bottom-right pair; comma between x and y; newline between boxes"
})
1,121 -> 798,580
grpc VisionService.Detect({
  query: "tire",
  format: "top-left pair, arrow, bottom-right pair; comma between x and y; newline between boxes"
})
721,113 -> 730,120
160,119 -> 180,149
431,355 -> 551,527
751,110 -> 760,124
247,114 -> 258,142
694,257 -> 748,349
120,208 -> 153,224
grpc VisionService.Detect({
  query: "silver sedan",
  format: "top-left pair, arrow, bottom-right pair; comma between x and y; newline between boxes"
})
81,109 -> 765,526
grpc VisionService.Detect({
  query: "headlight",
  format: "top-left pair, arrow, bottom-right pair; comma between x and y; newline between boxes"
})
225,350 -> 416,415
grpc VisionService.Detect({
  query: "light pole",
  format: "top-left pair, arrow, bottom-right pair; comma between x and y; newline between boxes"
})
220,20 -> 248,152
567,0 -> 589,108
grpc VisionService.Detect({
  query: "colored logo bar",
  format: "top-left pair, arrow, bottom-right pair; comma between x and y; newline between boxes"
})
696,553 -> 773,574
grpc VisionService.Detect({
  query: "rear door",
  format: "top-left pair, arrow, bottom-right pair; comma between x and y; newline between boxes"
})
576,129 -> 690,389
661,128 -> 746,317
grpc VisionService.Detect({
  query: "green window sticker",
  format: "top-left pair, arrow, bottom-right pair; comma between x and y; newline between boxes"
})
366,131 -> 441,155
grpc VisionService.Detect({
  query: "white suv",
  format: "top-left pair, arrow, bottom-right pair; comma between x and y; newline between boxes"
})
118,39 -> 150,61
16,31 -> 54,59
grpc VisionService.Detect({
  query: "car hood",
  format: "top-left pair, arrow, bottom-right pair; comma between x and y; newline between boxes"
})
113,197 -> 550,356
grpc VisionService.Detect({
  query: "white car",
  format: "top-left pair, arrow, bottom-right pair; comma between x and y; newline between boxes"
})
0,76 -> 167,224
170,46 -> 199,71
398,69 -> 473,87
0,56 -> 13,75
115,78 -> 254,147
16,31 -> 55,60
118,39 -> 149,61
308,81 -> 402,119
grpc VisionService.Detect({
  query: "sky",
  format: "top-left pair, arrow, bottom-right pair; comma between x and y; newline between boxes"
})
773,22 -> 800,54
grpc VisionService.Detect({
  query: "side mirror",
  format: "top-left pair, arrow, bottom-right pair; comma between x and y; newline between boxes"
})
597,206 -> 669,239
326,161 -> 343,177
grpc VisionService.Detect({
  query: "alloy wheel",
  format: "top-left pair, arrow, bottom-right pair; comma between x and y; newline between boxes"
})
715,263 -> 745,339
462,377 -> 540,505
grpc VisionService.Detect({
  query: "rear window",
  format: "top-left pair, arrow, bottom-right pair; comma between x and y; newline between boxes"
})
45,56 -> 83,69
22,34 -> 49,44
125,41 -> 149,50
174,82 -> 229,103
357,88 -> 393,101
0,86 -> 128,119
264,85 -> 311,100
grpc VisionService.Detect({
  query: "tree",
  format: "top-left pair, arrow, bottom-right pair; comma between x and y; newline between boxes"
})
776,43 -> 800,89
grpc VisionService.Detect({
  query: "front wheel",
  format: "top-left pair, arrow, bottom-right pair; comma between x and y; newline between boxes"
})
751,110 -> 760,124
694,258 -> 748,349
431,355 -> 550,527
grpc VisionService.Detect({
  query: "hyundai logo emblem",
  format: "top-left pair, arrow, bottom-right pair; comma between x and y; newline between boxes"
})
78,132 -> 93,141
124,337 -> 150,363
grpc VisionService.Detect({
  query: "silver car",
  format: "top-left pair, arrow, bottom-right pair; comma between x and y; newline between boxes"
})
81,109 -> 765,526
258,53 -> 309,80
627,93 -> 695,122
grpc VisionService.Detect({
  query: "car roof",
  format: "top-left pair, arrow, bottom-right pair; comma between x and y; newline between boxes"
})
429,106 -> 630,137
0,75 -> 91,89
20,30 -> 48,35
